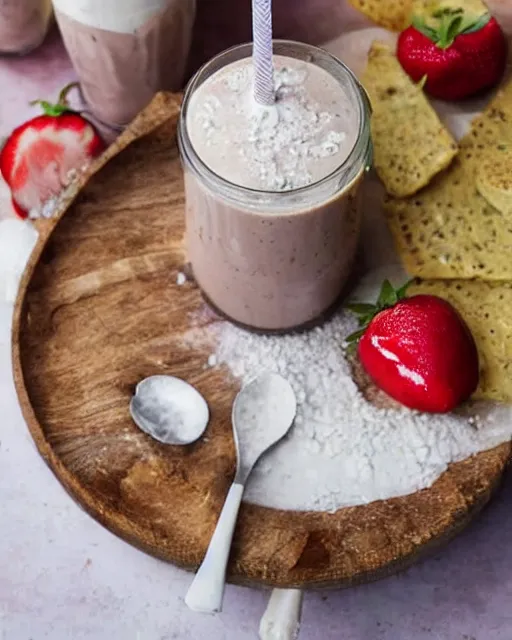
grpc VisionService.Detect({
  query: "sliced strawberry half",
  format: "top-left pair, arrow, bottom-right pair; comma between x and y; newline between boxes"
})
0,83 -> 105,219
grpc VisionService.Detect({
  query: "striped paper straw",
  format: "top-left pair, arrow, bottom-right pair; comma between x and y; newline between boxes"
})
252,0 -> 275,105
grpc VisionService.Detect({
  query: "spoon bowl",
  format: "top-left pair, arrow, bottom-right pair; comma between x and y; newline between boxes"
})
232,372 -> 297,482
130,375 -> 209,445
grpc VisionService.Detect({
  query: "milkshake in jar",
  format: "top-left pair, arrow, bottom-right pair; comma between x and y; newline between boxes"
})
52,0 -> 196,129
178,41 -> 372,331
0,0 -> 53,55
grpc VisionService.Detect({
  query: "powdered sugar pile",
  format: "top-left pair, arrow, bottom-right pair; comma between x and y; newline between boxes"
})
204,274 -> 512,513
186,55 -> 359,191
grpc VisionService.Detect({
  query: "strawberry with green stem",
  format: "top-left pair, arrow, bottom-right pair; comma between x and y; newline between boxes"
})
0,83 -> 104,219
397,7 -> 508,100
346,280 -> 479,413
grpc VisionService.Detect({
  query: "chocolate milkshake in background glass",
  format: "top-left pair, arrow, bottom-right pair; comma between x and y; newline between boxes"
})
52,0 -> 196,129
178,41 -> 372,331
0,0 -> 53,54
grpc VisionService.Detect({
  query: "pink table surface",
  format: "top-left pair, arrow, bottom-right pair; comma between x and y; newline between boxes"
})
2,4 -> 512,640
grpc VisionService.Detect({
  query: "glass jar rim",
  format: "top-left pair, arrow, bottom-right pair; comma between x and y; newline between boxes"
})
178,40 -> 372,204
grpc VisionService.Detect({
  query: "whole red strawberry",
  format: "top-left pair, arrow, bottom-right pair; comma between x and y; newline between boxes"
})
0,83 -> 104,219
397,8 -> 508,100
347,280 -> 479,413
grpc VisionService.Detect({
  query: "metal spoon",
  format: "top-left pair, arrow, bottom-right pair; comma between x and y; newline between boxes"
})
185,372 -> 297,614
129,375 -> 209,445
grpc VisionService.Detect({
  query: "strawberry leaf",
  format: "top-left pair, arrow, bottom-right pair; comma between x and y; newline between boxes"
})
30,100 -> 70,117
437,12 -> 463,48
377,279 -> 397,308
345,278 -> 414,347
396,278 -> 415,300
412,15 -> 439,42
411,9 -> 491,50
345,302 -> 376,315
345,327 -> 367,345
29,83 -> 80,118
460,12 -> 491,34
357,313 -> 375,327
445,15 -> 463,48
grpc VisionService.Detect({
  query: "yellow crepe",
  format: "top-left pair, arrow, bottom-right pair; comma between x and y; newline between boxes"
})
415,0 -> 487,19
410,279 -> 512,401
476,150 -> 512,215
385,78 -> 512,280
347,0 -> 413,31
348,0 -> 487,31
362,42 -> 458,198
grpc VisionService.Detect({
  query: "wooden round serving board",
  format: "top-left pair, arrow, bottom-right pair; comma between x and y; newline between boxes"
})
12,93 -> 512,589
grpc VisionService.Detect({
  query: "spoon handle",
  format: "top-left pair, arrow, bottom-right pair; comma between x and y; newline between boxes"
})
259,588 -> 304,639
185,481 -> 245,613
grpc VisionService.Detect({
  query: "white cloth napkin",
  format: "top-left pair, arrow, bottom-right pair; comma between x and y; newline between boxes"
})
0,218 -> 38,303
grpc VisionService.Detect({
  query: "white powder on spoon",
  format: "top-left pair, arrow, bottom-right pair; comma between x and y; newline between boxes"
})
204,271 -> 512,513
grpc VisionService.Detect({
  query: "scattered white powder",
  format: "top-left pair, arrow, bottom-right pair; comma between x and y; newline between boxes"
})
28,165 -> 88,220
29,196 -> 59,220
176,271 -> 187,286
0,218 -> 38,303
205,288 -> 512,512
186,55 -> 359,191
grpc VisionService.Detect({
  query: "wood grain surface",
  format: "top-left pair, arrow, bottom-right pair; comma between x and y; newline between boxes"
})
12,93 -> 512,589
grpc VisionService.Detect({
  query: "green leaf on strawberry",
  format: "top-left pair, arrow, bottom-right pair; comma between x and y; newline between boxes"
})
412,16 -> 438,42
345,278 -> 414,345
398,6 -> 507,101
345,302 -> 376,316
29,82 -> 79,117
29,100 -> 70,117
412,10 -> 491,49
459,12 -> 492,35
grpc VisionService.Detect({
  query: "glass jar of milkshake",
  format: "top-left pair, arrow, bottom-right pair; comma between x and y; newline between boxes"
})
178,41 -> 372,332
52,0 -> 196,129
0,0 -> 53,55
